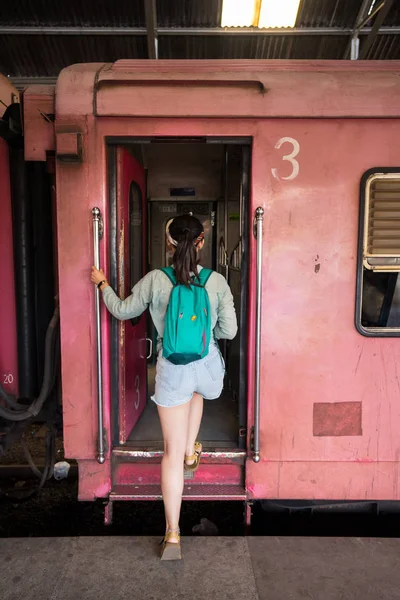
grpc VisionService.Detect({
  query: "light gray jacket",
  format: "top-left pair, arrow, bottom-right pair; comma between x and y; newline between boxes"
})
102,266 -> 238,342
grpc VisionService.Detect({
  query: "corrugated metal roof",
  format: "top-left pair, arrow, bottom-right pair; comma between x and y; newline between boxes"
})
0,0 -> 146,27
0,35 -> 147,78
0,0 -> 222,29
0,0 -> 399,81
368,33 -> 400,59
296,0 -> 362,28
385,3 -> 400,27
159,34 -> 347,60
156,0 -> 223,28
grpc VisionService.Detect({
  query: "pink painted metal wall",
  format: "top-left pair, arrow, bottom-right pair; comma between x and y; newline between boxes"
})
246,118 -> 400,501
0,138 -> 18,396
49,60 -> 400,502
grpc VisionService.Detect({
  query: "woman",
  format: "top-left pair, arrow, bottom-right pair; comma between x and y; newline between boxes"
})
90,214 -> 237,560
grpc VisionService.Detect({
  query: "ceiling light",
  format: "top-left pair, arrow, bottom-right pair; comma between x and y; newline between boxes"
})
368,0 -> 378,16
221,0 -> 257,27
258,0 -> 301,28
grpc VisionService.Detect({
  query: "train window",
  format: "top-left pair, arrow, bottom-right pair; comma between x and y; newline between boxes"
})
129,182 -> 143,289
356,171 -> 400,335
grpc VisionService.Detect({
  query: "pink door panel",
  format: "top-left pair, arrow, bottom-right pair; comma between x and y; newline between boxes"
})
116,148 -> 147,443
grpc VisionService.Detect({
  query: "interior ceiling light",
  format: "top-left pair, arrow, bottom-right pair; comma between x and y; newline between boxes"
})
221,0 -> 256,27
368,0 -> 378,16
258,0 -> 301,28
221,0 -> 301,28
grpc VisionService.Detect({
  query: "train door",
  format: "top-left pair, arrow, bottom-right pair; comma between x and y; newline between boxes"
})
114,148 -> 148,443
107,138 -> 250,503
123,140 -> 249,452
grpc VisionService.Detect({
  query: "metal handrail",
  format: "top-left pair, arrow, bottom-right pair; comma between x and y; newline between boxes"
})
253,207 -> 264,463
92,207 -> 105,464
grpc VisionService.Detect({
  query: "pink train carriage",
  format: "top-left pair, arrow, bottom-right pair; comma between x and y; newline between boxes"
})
9,59 -> 400,522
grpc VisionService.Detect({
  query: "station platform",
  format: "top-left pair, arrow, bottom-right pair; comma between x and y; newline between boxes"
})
2,536 -> 399,600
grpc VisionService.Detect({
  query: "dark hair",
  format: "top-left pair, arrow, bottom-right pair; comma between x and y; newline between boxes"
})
169,214 -> 204,285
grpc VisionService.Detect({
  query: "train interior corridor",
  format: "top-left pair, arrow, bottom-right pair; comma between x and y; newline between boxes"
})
118,139 -> 250,450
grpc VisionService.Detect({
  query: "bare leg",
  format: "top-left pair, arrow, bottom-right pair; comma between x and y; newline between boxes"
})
157,401 -> 191,543
185,392 -> 203,465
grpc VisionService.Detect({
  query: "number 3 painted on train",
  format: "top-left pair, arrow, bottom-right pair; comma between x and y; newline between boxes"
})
134,375 -> 140,410
272,137 -> 300,181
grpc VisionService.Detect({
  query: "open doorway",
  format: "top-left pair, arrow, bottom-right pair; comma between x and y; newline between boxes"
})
108,139 -> 250,451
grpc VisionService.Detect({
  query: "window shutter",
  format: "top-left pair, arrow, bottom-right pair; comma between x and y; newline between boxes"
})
364,173 -> 400,271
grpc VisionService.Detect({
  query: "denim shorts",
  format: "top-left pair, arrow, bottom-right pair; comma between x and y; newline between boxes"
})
151,343 -> 225,408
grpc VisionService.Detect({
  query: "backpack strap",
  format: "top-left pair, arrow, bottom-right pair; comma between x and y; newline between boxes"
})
198,268 -> 213,287
161,266 -> 212,287
160,266 -> 177,286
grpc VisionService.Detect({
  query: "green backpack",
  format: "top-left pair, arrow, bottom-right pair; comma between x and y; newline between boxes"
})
160,266 -> 213,365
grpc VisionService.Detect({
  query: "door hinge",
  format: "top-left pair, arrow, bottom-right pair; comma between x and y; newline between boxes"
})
250,426 -> 255,451
98,428 -> 109,456
211,211 -> 216,227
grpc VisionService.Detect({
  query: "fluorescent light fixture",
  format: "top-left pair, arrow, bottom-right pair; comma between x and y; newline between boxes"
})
368,0 -> 378,16
221,0 -> 256,27
258,0 -> 301,28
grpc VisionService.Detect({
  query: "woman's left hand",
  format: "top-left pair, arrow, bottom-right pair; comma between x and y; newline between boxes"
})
91,266 -> 107,286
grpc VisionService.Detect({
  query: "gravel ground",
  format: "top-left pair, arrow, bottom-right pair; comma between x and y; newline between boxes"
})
1,423 -> 65,465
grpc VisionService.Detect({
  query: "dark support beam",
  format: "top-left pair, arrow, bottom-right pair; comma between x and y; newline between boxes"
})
344,0 -> 375,58
144,0 -> 158,59
359,0 -> 394,59
0,26 -> 147,35
1,25 -> 400,36
357,1 -> 385,30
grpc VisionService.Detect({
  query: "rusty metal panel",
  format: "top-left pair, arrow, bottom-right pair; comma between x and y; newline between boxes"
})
313,402 -> 362,437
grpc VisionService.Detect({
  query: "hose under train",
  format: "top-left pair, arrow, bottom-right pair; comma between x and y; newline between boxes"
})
0,304 -> 60,421
0,423 -> 56,502
0,303 -> 59,500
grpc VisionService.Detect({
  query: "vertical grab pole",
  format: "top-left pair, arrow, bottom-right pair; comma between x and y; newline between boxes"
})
92,207 -> 105,464
253,207 -> 264,463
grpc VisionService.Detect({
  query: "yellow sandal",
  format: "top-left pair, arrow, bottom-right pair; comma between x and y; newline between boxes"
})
160,528 -> 181,561
184,442 -> 203,472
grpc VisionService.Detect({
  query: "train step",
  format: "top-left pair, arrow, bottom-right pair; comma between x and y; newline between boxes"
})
109,484 -> 247,501
111,449 -> 246,487
104,482 -> 247,525
112,448 -> 246,464
105,483 -> 247,524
